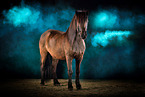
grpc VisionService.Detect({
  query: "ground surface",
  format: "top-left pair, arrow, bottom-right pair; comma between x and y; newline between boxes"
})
0,79 -> 145,97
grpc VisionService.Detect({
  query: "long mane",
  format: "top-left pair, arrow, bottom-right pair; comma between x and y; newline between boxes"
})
66,14 -> 77,46
66,11 -> 88,46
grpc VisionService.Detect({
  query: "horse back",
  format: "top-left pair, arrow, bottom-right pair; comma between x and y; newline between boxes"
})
39,29 -> 65,44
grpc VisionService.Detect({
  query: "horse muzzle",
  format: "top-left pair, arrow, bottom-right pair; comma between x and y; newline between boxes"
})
81,31 -> 87,39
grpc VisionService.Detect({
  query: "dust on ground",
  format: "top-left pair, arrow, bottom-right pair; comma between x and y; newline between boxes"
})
0,79 -> 145,97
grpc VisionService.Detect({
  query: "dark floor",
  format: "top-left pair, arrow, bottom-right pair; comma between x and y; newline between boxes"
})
0,79 -> 145,97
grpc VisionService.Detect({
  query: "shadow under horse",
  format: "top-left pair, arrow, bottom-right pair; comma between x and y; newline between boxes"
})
39,10 -> 88,90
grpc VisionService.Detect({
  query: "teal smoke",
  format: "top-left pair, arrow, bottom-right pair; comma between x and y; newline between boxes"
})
91,30 -> 131,47
1,1 -> 145,79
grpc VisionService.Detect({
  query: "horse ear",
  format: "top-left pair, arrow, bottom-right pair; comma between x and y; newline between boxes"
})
86,10 -> 89,16
75,11 -> 79,16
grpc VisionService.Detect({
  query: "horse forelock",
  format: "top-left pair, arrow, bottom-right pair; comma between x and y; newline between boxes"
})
69,12 -> 88,30
66,11 -> 88,46
76,12 -> 88,24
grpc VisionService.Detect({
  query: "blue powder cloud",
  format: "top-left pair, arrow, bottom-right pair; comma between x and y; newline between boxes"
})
90,8 -> 145,31
94,11 -> 117,29
3,6 -> 40,27
1,1 -> 145,79
2,3 -> 75,33
91,30 -> 131,47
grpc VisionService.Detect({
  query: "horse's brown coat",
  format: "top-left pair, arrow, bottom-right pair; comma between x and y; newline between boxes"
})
39,10 -> 88,89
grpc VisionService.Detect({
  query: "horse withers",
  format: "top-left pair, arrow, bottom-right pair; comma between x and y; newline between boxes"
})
39,10 -> 88,90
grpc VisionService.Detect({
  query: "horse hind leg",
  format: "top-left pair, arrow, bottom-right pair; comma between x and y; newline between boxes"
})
45,52 -> 52,80
40,50 -> 48,85
51,58 -> 60,86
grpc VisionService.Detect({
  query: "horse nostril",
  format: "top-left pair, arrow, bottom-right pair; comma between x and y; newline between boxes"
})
81,31 -> 87,39
83,31 -> 86,34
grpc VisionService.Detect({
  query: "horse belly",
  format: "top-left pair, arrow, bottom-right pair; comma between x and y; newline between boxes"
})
51,49 -> 65,60
46,38 -> 66,60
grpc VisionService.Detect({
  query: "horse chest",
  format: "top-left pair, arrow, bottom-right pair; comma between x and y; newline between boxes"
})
72,40 -> 85,56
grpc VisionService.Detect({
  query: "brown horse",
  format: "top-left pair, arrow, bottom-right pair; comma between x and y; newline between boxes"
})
39,10 -> 88,90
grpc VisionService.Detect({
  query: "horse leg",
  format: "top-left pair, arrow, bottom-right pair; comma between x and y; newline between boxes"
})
75,56 -> 83,89
40,51 -> 48,85
66,56 -> 73,90
51,58 -> 60,86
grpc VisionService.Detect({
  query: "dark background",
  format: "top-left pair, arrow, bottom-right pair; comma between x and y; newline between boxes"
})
0,0 -> 145,79
0,0 -> 145,12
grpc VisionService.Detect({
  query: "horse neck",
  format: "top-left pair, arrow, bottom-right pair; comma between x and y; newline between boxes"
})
66,15 -> 77,46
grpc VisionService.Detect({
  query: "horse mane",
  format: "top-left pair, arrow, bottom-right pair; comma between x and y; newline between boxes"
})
66,14 -> 77,46
66,11 -> 88,46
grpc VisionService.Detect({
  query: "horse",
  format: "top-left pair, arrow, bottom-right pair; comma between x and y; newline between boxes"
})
39,10 -> 88,90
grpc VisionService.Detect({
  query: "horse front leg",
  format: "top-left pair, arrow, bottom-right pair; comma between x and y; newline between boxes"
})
75,56 -> 83,89
66,56 -> 73,90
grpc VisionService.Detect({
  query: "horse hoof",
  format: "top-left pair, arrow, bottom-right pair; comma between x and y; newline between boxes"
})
68,88 -> 73,91
76,84 -> 82,89
54,80 -> 60,86
76,85 -> 81,90
40,80 -> 45,85
54,83 -> 60,86
68,86 -> 73,91
68,84 -> 73,90
40,82 -> 45,86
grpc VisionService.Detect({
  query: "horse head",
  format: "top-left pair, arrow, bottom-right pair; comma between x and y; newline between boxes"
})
75,10 -> 89,39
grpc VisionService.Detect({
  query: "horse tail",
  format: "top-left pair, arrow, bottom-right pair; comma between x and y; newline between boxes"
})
44,52 -> 53,81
